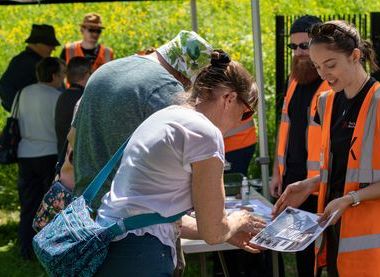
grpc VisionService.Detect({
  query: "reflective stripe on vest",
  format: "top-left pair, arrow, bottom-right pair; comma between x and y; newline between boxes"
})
66,43 -> 76,64
317,82 -> 380,275
104,47 -> 112,62
224,118 -> 257,153
224,120 -> 254,138
317,90 -> 335,191
276,79 -> 330,178
339,234 -> 380,253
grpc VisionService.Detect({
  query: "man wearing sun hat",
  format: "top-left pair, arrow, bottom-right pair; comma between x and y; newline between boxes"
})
0,24 -> 60,112
60,13 -> 113,74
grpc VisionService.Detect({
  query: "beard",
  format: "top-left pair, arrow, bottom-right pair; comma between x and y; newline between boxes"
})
291,55 -> 320,85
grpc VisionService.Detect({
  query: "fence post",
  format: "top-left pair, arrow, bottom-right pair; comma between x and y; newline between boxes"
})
275,16 -> 285,127
371,12 -> 380,80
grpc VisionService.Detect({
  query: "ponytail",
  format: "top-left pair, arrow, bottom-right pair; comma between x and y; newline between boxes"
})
359,39 -> 379,73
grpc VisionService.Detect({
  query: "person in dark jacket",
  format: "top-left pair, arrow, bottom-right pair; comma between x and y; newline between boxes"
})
55,57 -> 91,154
0,24 -> 60,112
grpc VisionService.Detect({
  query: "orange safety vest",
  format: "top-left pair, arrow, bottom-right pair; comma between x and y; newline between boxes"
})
64,41 -> 113,72
316,82 -> 380,276
277,79 -> 330,179
224,117 -> 257,153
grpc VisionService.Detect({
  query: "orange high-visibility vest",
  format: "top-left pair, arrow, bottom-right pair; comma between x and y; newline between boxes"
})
317,82 -> 380,276
224,118 -> 257,153
277,79 -> 330,179
64,41 -> 113,72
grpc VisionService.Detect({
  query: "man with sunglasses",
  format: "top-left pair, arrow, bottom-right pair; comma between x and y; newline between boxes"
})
270,15 -> 329,277
60,13 -> 113,73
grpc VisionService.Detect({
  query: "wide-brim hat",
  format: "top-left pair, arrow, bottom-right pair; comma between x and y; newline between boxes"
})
25,24 -> 60,46
157,30 -> 213,82
80,12 -> 105,29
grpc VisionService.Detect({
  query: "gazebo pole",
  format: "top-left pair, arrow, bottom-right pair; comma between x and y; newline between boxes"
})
250,1 -> 279,276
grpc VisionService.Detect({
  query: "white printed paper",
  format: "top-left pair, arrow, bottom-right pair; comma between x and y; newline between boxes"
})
250,207 -> 337,252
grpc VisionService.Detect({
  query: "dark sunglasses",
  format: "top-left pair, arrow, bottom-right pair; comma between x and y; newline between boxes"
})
287,42 -> 309,50
309,23 -> 357,47
238,96 -> 255,121
87,28 -> 102,34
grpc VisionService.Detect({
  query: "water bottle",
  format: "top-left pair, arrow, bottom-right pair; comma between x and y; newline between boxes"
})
224,160 -> 232,171
241,177 -> 250,205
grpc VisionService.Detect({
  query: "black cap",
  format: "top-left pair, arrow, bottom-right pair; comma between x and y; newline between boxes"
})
290,15 -> 322,34
25,24 -> 60,46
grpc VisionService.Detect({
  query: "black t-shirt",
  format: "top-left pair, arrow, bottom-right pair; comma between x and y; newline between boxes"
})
315,77 -> 376,201
60,45 -> 99,65
283,78 -> 323,185
55,84 -> 84,154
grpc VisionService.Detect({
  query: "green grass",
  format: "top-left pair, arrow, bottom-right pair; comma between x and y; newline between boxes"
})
0,0 -> 379,275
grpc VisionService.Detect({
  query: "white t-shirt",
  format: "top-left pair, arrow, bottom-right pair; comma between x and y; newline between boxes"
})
97,105 -> 225,265
17,83 -> 62,158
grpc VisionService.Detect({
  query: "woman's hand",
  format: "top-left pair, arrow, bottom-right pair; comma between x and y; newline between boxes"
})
272,179 -> 314,217
319,195 -> 352,225
229,210 -> 266,235
227,231 -> 263,254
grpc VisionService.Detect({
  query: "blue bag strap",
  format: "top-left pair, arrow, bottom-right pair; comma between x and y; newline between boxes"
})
82,136 -> 131,204
122,211 -> 187,230
108,211 -> 188,237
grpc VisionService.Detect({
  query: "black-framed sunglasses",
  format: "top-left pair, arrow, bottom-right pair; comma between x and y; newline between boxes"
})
309,23 -> 357,47
87,28 -> 102,34
287,42 -> 309,50
238,96 -> 255,121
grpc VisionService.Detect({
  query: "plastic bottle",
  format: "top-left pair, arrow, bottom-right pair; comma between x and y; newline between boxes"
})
241,177 -> 250,205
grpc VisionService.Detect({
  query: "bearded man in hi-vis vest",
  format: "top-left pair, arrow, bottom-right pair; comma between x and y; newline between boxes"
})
270,15 -> 330,277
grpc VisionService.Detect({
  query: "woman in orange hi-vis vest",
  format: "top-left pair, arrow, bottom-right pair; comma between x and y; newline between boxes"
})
273,20 -> 380,277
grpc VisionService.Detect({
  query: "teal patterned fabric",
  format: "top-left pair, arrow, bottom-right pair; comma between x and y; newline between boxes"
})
157,30 -> 213,82
33,138 -> 186,276
33,196 -> 119,277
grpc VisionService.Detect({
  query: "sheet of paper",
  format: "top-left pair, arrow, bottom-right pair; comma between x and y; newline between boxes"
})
250,207 -> 337,252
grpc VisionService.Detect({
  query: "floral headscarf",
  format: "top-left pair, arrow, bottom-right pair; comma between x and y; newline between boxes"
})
157,30 -> 213,82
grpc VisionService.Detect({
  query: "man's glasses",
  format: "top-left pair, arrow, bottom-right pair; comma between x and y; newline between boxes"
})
309,23 -> 357,47
287,42 -> 309,50
87,28 -> 102,34
238,96 -> 255,121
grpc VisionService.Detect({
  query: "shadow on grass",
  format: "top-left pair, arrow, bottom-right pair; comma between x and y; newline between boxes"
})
0,240 -> 46,277
0,164 -> 19,211
0,212 -> 45,277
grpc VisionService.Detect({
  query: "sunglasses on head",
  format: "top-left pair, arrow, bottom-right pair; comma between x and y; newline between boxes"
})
87,28 -> 102,34
309,23 -> 357,47
238,96 -> 255,121
287,42 -> 309,50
